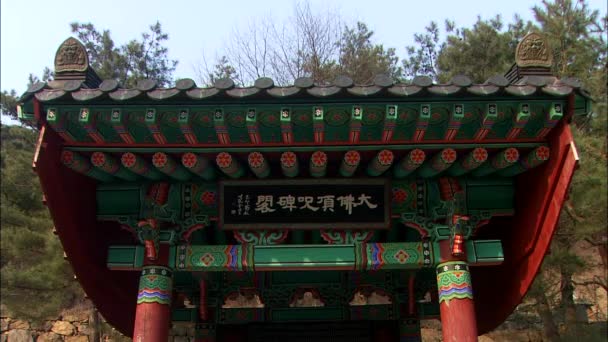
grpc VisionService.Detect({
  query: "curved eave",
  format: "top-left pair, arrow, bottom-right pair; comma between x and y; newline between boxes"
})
473,120 -> 579,334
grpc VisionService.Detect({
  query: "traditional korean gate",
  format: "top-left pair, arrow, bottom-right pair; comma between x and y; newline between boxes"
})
21,32 -> 585,342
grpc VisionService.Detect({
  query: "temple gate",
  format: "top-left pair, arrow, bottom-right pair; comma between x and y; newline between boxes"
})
19,33 -> 586,341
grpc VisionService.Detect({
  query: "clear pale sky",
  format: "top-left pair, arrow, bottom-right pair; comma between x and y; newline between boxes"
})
1,0 -> 606,96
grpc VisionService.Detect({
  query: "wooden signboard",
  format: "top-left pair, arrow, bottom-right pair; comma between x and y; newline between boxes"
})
220,179 -> 390,230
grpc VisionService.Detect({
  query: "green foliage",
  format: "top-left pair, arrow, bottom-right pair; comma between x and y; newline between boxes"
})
1,89 -> 18,119
70,21 -> 178,87
336,22 -> 402,83
532,0 -> 607,78
402,21 -> 443,80
0,125 -> 82,320
436,15 -> 522,83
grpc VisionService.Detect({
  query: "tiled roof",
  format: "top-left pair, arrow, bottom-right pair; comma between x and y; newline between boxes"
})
20,73 -> 590,103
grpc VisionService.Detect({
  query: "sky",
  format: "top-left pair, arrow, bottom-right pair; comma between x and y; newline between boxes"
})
1,0 -> 607,97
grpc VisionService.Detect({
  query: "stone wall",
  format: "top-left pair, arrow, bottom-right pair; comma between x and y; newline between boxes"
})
1,314 -> 90,342
0,305 -> 128,342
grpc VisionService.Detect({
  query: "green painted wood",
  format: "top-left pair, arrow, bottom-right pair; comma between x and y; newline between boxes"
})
96,183 -> 142,220
254,245 -> 355,270
90,152 -> 139,181
446,147 -> 488,176
466,240 -> 504,265
465,177 -> 515,211
497,145 -> 550,177
417,148 -> 457,178
107,246 -> 144,270
472,148 -> 520,177
66,142 -> 546,154
152,152 -> 192,181
394,149 -> 425,178
60,150 -> 115,182
120,152 -> 164,180
367,150 -> 394,176
181,152 -> 216,180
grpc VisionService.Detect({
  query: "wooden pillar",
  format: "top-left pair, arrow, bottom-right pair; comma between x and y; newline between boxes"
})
436,241 -> 477,342
133,266 -> 173,342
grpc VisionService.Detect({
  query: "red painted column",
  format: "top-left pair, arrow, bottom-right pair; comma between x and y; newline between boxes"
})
436,241 -> 477,342
133,266 -> 173,342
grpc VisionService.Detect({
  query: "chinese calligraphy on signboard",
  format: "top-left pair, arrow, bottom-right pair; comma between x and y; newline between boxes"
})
220,179 -> 390,230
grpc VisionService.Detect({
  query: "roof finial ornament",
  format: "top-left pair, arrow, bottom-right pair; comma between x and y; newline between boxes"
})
515,33 -> 553,68
54,37 -> 89,73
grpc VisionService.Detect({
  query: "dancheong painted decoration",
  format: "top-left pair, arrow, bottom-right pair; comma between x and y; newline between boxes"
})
20,33 -> 587,341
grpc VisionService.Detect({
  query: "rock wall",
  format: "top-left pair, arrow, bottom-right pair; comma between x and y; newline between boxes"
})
0,305 -> 128,342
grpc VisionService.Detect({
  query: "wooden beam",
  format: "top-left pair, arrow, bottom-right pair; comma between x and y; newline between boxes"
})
339,150 -> 361,177
536,103 -> 563,139
506,103 -> 530,140
394,149 -> 426,179
497,146 -> 550,177
109,241 -> 503,271
182,152 -> 216,180
444,104 -> 464,140
215,152 -> 244,178
121,152 -> 164,180
280,108 -> 293,144
213,109 -> 230,144
413,104 -> 431,141
349,105 -> 363,143
247,152 -> 270,178
60,150 -> 114,182
46,108 -> 75,142
246,108 -> 261,144
447,147 -> 488,176
418,148 -> 457,178
145,108 -> 168,144
280,151 -> 299,177
367,149 -> 394,176
382,105 -> 398,142
313,106 -> 325,143
78,108 -> 104,143
472,148 -> 520,177
310,151 -> 328,178
110,108 -> 135,144
473,104 -> 497,140
90,152 -> 139,181
152,152 -> 192,181
178,109 -> 198,144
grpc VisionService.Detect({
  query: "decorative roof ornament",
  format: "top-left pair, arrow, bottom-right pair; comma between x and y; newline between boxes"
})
54,37 -> 89,73
515,33 -> 553,68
